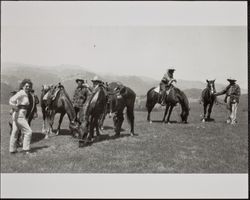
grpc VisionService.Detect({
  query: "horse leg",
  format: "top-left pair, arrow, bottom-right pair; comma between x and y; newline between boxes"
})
113,111 -> 124,136
41,108 -> 47,133
88,117 -> 95,142
126,106 -> 135,136
99,111 -> 106,131
207,103 -> 213,120
147,103 -> 155,123
55,112 -> 65,135
46,112 -> 55,139
42,119 -> 46,134
95,117 -> 101,139
202,104 -> 208,122
166,105 -> 174,124
162,104 -> 170,123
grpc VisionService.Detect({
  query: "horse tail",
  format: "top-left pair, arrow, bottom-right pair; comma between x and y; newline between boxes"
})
146,87 -> 156,109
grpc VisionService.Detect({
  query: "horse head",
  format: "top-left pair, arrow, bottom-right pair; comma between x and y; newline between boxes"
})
206,79 -> 216,95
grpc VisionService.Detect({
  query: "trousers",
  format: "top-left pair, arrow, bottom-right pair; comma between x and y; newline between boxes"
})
9,109 -> 32,152
227,102 -> 238,125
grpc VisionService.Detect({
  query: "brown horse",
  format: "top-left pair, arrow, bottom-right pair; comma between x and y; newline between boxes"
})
78,84 -> 108,147
146,85 -> 190,123
200,80 -> 217,122
99,82 -> 136,136
42,83 -> 79,138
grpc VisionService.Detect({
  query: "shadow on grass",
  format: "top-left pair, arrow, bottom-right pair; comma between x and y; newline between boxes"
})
56,129 -> 72,136
151,120 -> 178,123
31,132 -> 46,143
101,126 -> 126,132
78,132 -> 133,148
30,145 -> 50,153
101,125 -> 114,130
201,118 -> 215,122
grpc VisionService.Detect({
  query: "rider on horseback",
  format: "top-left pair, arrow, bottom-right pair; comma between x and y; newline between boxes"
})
159,68 -> 177,106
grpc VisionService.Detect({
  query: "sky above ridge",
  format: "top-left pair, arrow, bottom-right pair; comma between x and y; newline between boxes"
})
1,1 -> 247,89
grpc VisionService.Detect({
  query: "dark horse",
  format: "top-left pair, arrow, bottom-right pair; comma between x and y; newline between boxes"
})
78,84 -> 108,147
146,85 -> 190,123
200,79 -> 216,122
9,90 -> 39,146
99,82 -> 136,136
42,83 -> 79,138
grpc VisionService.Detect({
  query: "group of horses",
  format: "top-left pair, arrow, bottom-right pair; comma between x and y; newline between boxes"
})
38,81 -> 136,147
10,79 -> 217,148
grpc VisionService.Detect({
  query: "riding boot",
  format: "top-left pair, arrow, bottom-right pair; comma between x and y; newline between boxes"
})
160,92 -> 166,106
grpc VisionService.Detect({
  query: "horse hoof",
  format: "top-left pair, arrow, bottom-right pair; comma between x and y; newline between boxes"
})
44,135 -> 49,139
79,140 -> 85,148
202,119 -> 205,123
130,132 -> 136,136
149,121 -> 152,124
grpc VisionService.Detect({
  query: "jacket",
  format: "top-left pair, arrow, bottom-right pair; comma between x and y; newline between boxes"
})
72,86 -> 87,108
216,83 -> 241,103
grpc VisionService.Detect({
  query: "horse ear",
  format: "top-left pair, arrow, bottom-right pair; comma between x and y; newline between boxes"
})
206,79 -> 209,83
213,79 -> 216,82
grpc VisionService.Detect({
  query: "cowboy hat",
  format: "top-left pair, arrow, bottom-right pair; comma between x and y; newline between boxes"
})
227,77 -> 237,82
167,69 -> 175,74
75,78 -> 85,83
91,76 -> 102,83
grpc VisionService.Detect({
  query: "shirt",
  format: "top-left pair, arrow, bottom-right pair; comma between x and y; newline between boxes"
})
9,89 -> 30,118
216,83 -> 241,103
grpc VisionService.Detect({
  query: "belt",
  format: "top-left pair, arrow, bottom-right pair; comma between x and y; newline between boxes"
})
17,105 -> 28,109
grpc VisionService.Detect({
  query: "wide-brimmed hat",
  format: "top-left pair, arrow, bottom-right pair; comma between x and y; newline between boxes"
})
75,78 -> 85,83
167,68 -> 175,73
227,77 -> 237,82
91,76 -> 102,83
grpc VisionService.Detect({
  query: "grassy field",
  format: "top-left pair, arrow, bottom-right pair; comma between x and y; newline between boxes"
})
1,98 -> 248,173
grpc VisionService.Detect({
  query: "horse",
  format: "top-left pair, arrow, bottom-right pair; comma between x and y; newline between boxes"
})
99,82 -> 136,136
41,84 -> 53,133
9,90 -> 39,147
146,85 -> 190,123
200,79 -> 216,122
78,84 -> 108,147
42,83 -> 79,138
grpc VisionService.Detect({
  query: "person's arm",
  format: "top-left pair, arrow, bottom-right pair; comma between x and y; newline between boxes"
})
9,90 -> 23,110
215,85 -> 230,96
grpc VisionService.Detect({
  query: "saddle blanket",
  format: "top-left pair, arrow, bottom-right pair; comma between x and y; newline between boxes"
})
154,86 -> 160,93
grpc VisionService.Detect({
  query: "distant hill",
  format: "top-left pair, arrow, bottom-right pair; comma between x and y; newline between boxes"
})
1,82 -> 14,105
1,62 -> 247,105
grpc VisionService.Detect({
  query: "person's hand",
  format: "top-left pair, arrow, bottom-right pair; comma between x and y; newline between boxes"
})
12,105 -> 19,112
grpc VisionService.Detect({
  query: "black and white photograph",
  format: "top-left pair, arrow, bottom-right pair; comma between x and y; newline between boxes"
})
1,1 -> 248,199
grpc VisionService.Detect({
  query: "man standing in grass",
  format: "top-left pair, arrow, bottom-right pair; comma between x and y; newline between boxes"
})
215,78 -> 241,125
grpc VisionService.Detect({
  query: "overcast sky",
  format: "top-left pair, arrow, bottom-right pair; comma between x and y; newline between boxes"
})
1,1 -> 247,89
